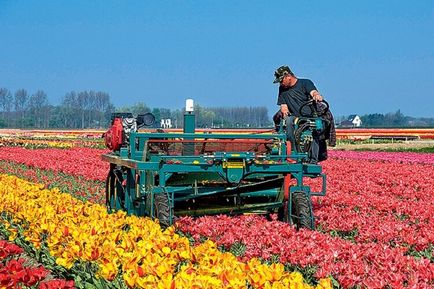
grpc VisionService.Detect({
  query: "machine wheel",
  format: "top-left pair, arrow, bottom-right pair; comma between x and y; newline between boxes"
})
105,169 -> 125,212
146,192 -> 173,228
291,192 -> 314,229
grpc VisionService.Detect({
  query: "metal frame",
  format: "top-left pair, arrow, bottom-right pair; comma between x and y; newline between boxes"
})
102,113 -> 327,228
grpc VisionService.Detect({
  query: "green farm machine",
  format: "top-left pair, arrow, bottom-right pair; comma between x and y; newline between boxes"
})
102,99 -> 328,229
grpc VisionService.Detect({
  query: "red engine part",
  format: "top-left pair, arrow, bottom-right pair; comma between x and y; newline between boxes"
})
104,118 -> 123,150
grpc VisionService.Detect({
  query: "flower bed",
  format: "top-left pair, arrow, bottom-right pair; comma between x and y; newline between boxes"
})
0,147 -> 108,181
329,150 -> 434,164
316,159 -> 434,251
176,156 -> 434,288
176,215 -> 433,288
0,160 -> 105,204
0,174 -> 330,289
0,240 -> 75,288
0,141 -> 433,288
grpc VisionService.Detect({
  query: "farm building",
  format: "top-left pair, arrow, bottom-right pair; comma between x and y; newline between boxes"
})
340,114 -> 362,128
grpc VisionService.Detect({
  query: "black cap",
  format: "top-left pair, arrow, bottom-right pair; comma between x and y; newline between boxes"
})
273,65 -> 292,83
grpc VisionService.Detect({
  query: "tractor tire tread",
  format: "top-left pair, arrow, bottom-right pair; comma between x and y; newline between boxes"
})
291,191 -> 314,229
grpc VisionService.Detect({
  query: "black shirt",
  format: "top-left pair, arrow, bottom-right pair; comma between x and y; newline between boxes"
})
277,78 -> 317,117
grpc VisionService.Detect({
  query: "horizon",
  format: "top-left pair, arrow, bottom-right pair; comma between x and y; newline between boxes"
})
1,1 -> 433,118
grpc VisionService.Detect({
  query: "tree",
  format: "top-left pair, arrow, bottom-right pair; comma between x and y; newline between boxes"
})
14,89 -> 28,127
95,91 -> 111,127
361,110 -> 407,127
0,88 -> 13,127
116,102 -> 151,116
62,91 -> 79,128
77,91 -> 89,128
29,90 -> 48,128
385,110 -> 405,127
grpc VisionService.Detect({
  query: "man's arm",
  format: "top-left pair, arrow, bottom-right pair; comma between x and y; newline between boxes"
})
310,90 -> 323,102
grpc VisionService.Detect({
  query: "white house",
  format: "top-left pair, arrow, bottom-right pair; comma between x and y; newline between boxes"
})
340,114 -> 362,127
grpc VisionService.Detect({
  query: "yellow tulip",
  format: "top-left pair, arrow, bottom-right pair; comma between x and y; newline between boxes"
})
157,273 -> 175,289
0,174 -> 332,289
123,270 -> 138,288
317,278 -> 332,289
136,274 -> 158,288
98,261 -> 118,281
56,253 -> 75,269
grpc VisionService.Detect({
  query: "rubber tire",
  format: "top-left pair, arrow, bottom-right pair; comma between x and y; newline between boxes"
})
105,171 -> 115,211
146,192 -> 172,228
291,192 -> 314,229
105,170 -> 125,211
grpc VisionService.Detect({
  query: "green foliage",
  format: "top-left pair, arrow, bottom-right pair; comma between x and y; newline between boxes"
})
0,86 -> 274,129
229,242 -> 247,257
329,229 -> 359,243
116,102 -> 151,116
405,244 -> 433,262
358,110 -> 434,128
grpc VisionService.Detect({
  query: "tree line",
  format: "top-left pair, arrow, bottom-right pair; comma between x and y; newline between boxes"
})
2,87 -> 431,129
0,88 -> 272,129
0,88 -> 114,129
114,102 -> 271,128
338,110 -> 434,128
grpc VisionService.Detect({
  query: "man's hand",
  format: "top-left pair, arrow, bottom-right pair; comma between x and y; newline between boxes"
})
310,90 -> 323,102
280,104 -> 289,116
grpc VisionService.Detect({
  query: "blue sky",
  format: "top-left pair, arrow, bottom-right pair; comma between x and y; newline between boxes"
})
1,1 -> 433,117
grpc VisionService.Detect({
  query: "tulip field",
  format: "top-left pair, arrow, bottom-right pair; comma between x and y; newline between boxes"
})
0,130 -> 433,288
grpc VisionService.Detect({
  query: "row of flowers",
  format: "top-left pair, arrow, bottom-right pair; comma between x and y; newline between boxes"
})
175,155 -> 434,288
0,160 -> 105,204
0,174 -> 331,289
0,130 -> 105,149
0,136 -> 105,149
335,128 -> 434,140
2,128 -> 433,139
2,151 -> 430,252
4,146 -> 427,252
0,129 -> 102,139
0,147 -> 108,181
0,137 -> 74,149
0,240 -> 75,288
176,214 -> 433,289
328,150 -> 434,164
1,146 -> 433,182
0,144 -> 433,287
314,158 -> 434,251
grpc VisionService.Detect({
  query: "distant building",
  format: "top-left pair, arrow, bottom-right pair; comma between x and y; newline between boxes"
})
160,118 -> 172,129
340,114 -> 362,128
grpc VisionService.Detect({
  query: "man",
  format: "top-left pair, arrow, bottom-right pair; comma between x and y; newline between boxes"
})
273,65 -> 334,163
273,65 -> 323,117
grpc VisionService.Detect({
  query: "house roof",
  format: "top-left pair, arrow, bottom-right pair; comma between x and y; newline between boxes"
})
347,114 -> 359,121
340,120 -> 354,126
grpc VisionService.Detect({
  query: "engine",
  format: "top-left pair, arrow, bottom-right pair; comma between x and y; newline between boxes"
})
104,112 -> 155,151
